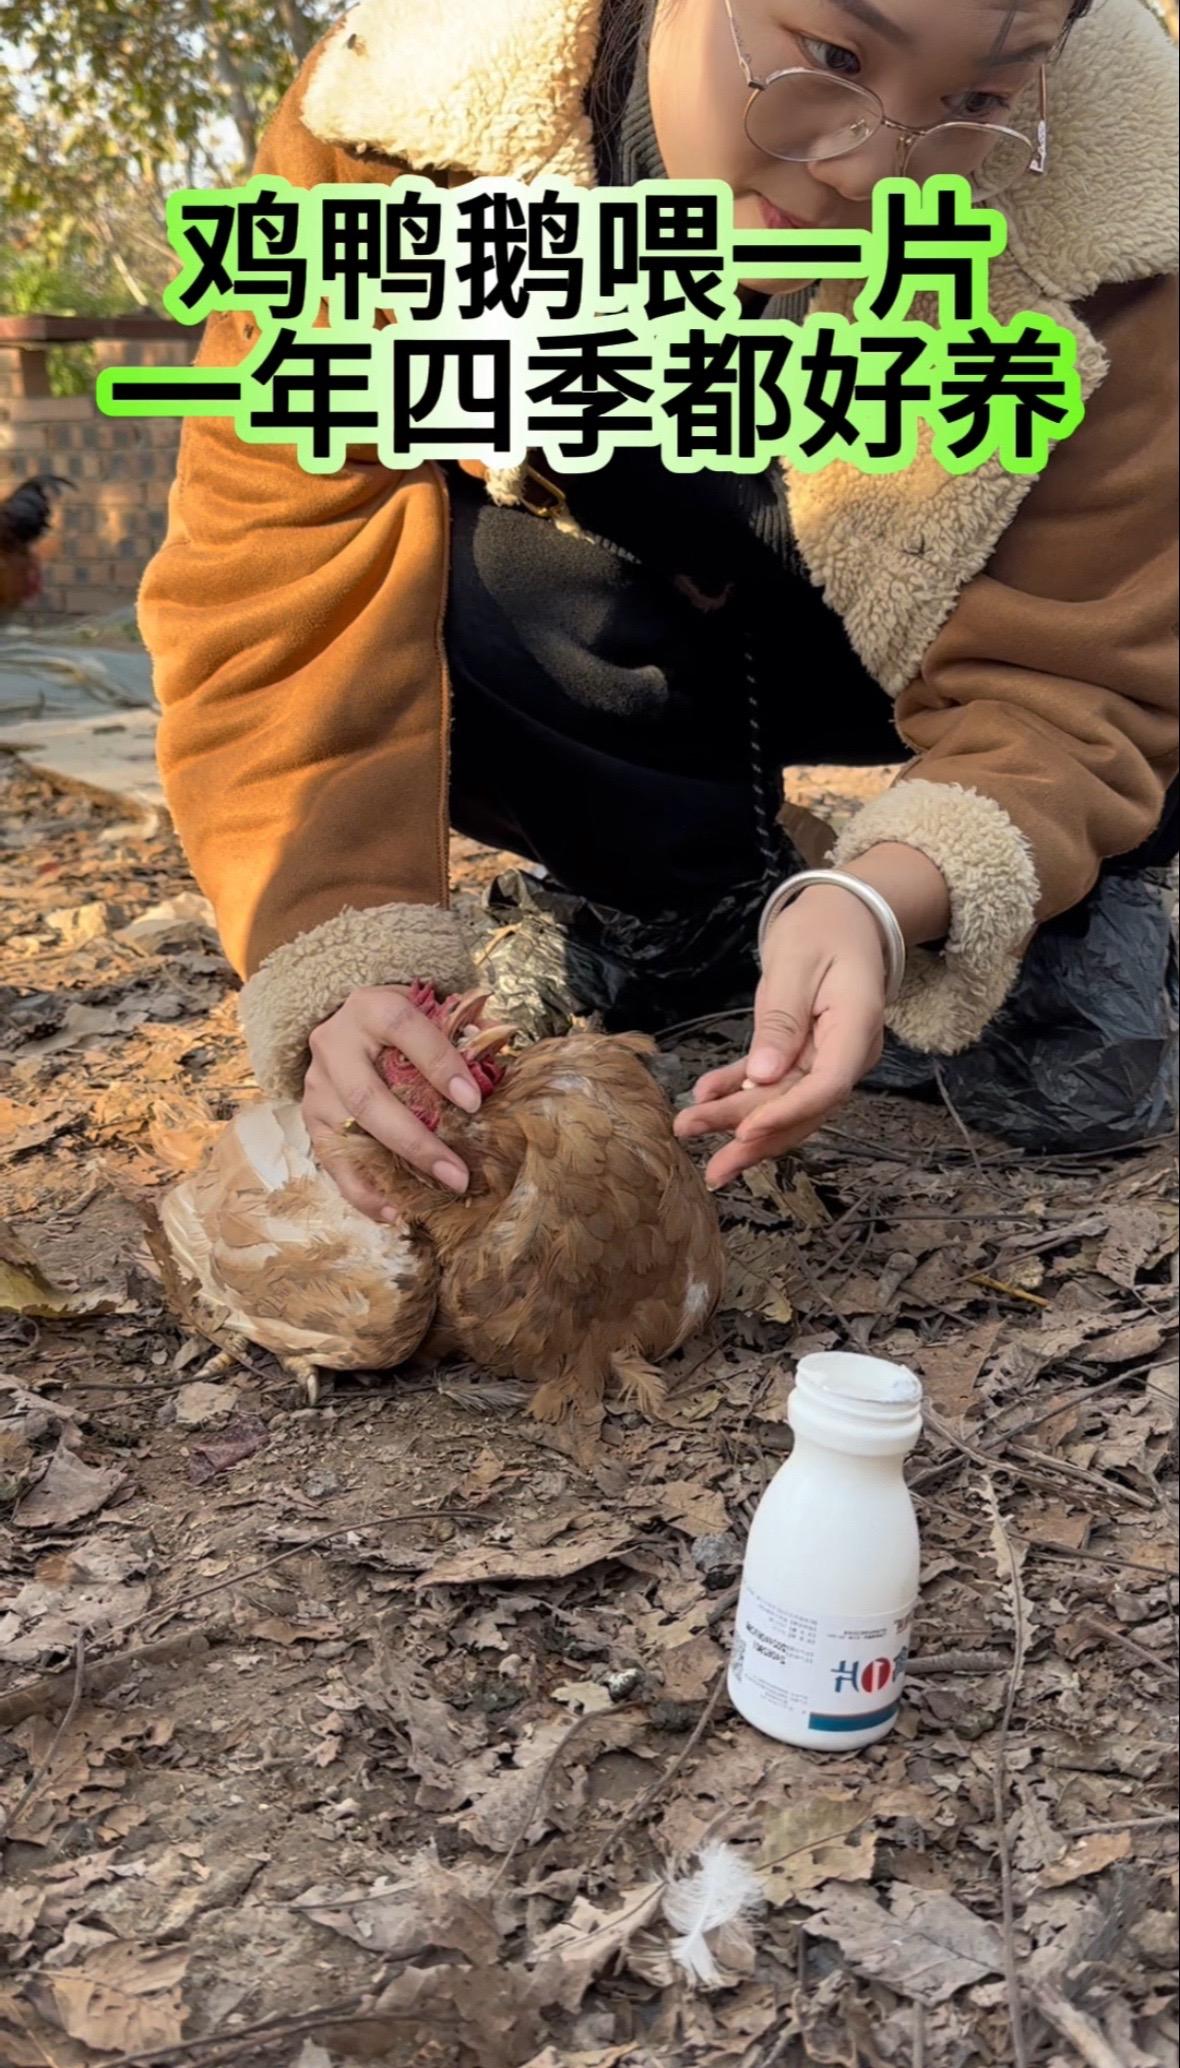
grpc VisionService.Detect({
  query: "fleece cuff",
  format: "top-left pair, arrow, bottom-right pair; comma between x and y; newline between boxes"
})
831,778 -> 1040,1055
238,902 -> 478,1099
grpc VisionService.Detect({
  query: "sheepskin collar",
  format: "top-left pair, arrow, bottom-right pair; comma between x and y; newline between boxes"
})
302,0 -> 1178,300
302,0 -> 1177,694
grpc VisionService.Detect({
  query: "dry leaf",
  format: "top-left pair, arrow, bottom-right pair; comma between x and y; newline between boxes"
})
528,1884 -> 663,2011
758,1792 -> 877,1903
654,1480 -> 729,1536
0,1576 -> 150,1664
12,1444 -> 124,1530
19,1003 -> 124,1060
0,1885 -> 47,1953
295,1854 -> 506,1964
187,1416 -> 268,1483
0,1223 -> 101,1321
803,1885 -> 1004,2003
660,1634 -> 725,1705
720,1227 -> 795,1325
245,1615 -> 342,1646
117,893 -> 217,950
915,1322 -> 1002,1419
1096,1207 -> 1167,1289
1020,1502 -> 1092,1553
552,1680 -> 613,1714
458,1447 -> 510,1500
742,1164 -> 830,1228
1082,1316 -> 1170,1365
28,1944 -> 187,2054
396,1687 -> 489,1812
45,901 -> 113,947
418,1520 -> 634,1588
460,1712 -> 640,1855
1041,1829 -> 1133,1886
173,1381 -> 238,1428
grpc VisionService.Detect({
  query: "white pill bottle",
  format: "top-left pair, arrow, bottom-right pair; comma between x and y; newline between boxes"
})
728,1352 -> 924,1751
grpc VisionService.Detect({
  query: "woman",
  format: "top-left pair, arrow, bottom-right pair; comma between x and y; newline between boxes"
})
139,0 -> 1178,1218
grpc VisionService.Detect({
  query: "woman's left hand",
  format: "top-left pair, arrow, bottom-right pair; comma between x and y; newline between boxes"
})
673,881 -> 888,1188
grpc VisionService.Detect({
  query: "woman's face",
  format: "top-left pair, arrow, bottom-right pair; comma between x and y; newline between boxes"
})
649,0 -> 1072,288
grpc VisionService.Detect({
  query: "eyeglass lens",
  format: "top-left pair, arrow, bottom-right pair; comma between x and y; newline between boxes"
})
746,73 -> 1033,194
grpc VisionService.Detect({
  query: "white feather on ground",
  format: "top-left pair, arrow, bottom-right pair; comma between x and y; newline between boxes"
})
662,1842 -> 767,1987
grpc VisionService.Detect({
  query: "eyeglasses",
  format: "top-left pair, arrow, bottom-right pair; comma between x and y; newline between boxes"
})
722,0 -> 1049,198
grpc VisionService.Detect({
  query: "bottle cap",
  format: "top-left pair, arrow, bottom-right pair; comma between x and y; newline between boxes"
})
788,1352 -> 924,1457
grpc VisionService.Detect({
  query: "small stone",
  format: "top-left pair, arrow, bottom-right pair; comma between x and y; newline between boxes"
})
692,1530 -> 742,1576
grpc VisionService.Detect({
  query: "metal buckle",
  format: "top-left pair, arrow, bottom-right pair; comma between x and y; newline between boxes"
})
518,461 -> 567,519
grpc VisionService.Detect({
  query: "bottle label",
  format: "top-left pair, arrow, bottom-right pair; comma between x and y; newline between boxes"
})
730,1586 -> 915,1733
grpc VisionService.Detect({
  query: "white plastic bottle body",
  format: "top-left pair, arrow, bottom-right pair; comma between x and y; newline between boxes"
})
728,1354 -> 923,1751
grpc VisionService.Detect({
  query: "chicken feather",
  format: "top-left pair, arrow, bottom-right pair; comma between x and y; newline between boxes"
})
160,1098 -> 438,1368
159,1023 -> 724,1421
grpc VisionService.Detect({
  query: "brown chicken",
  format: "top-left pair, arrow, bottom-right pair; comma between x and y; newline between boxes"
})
159,984 -> 725,1421
0,475 -> 74,620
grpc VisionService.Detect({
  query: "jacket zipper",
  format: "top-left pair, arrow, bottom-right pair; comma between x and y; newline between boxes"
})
429,459 -> 455,910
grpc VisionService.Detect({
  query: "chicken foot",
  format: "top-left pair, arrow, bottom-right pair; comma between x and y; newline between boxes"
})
529,1349 -> 666,1423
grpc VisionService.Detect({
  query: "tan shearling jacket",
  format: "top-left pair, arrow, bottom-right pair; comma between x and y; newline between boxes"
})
137,0 -> 1179,1100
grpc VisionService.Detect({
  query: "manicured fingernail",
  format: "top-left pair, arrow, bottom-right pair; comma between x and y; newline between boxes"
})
449,1074 -> 481,1113
748,1047 -> 782,1080
433,1158 -> 468,1193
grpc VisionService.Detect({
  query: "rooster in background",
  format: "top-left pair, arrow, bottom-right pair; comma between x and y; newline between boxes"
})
157,983 -> 724,1427
0,474 -> 74,621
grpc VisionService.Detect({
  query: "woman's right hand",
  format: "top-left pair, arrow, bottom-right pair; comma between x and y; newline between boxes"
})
302,984 -> 482,1223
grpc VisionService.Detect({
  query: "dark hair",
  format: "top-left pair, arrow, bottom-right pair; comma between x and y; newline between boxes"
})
586,0 -> 651,153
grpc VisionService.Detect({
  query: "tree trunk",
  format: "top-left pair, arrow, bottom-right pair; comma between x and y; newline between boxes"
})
274,0 -> 317,58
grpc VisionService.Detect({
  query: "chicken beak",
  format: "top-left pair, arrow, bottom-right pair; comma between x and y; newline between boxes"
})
441,989 -> 493,1041
462,1022 -> 519,1063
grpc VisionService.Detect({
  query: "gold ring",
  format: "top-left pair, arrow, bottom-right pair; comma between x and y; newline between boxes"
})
339,1116 -> 361,1136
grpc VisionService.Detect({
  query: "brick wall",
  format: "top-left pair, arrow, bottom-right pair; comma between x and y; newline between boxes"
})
0,334 -> 198,618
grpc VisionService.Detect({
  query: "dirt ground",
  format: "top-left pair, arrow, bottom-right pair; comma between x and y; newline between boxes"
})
1,749 -> 1177,2068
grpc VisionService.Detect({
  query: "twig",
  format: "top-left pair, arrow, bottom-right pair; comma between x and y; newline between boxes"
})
967,1274 -> 1050,1309
105,1999 -> 405,2068
138,1506 -> 482,1639
0,1631 -> 209,1730
488,1707 -> 607,1890
1008,1441 -> 1156,1513
1031,1983 -> 1126,2068
981,1477 -> 1028,2068
1066,1810 -> 1178,1838
0,1511 -> 484,1732
983,1362 -> 1167,1447
912,2000 -> 927,2068
932,1063 -> 985,1181
906,1649 -> 1011,1677
758,1813 -> 872,1875
588,1666 -> 727,1874
759,2029 -> 797,2068
706,1582 -> 741,1625
658,1006 -> 753,1042
1079,1613 -> 1180,1684
1017,1539 -> 1178,1579
0,1631 -> 86,1840
922,1406 -> 1155,1514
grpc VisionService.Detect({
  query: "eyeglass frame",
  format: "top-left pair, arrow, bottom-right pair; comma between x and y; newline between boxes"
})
721,0 -> 1049,186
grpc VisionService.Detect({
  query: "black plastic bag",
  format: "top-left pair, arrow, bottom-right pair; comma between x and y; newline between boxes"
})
477,862 -> 782,1042
476,864 -> 1177,1152
864,869 -> 1178,1152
